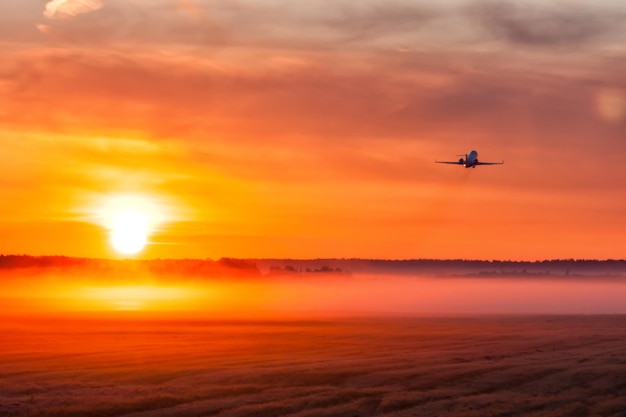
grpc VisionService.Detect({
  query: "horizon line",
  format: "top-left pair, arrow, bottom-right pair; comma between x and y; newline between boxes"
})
1,254 -> 624,263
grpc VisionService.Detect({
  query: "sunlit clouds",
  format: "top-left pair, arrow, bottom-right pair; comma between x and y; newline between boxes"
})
43,0 -> 103,20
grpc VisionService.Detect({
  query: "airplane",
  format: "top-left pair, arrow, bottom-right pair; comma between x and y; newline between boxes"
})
435,150 -> 504,168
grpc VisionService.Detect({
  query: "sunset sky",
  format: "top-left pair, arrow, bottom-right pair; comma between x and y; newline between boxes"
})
1,0 -> 625,260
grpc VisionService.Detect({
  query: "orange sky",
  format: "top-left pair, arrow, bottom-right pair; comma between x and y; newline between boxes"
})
1,0 -> 625,260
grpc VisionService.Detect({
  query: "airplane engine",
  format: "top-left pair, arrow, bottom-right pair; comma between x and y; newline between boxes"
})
458,158 -> 465,164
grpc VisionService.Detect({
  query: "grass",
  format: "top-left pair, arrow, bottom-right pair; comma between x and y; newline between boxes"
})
2,315 -> 626,416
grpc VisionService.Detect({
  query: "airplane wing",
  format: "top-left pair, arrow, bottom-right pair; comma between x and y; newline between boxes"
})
435,161 -> 463,164
475,161 -> 504,165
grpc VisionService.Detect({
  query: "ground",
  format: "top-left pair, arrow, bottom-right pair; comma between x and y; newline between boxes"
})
2,315 -> 626,417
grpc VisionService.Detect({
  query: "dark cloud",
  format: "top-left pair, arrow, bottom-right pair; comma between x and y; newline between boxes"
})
471,1 -> 626,47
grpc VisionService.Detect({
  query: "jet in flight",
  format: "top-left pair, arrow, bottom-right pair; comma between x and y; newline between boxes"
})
436,150 -> 503,168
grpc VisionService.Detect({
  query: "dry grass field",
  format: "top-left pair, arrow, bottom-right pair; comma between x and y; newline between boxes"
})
2,315 -> 626,417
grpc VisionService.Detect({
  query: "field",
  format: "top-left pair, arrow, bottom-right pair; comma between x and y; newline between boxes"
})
3,315 -> 626,417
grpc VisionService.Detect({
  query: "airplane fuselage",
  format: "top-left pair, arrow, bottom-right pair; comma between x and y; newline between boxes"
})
462,150 -> 479,168
435,149 -> 503,168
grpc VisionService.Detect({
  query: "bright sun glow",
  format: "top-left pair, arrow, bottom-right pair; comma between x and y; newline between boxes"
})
95,194 -> 168,256
110,208 -> 148,255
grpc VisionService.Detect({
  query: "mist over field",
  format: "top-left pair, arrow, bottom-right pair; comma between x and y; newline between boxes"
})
2,257 -> 626,317
3,257 -> 626,416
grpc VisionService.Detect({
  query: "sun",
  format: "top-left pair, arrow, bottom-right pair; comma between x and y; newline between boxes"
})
110,208 -> 148,255
94,194 -> 167,256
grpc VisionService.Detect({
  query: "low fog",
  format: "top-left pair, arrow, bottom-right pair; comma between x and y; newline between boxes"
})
3,271 -> 626,317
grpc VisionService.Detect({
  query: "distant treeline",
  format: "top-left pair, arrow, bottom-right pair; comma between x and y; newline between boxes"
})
0,255 -> 260,279
253,258 -> 626,278
267,264 -> 350,276
0,255 -> 625,279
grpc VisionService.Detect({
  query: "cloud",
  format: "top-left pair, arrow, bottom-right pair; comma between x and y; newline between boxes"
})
44,0 -> 103,20
1,45 -> 623,157
24,0 -> 625,56
36,0 -> 229,46
472,1 -> 626,47
307,1 -> 437,44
